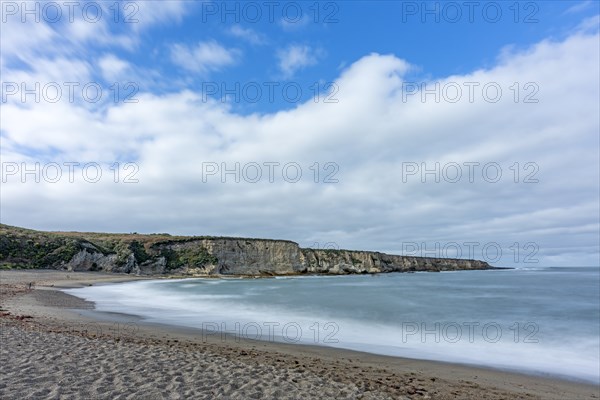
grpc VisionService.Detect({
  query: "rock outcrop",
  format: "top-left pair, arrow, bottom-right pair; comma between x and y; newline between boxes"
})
0,224 -> 493,276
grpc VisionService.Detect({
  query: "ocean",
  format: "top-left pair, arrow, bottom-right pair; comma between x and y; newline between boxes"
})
64,266 -> 600,383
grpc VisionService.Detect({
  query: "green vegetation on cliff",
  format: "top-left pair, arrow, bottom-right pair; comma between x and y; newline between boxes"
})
0,224 -> 494,275
156,247 -> 218,271
0,226 -> 82,269
0,224 -> 201,270
0,225 -> 288,272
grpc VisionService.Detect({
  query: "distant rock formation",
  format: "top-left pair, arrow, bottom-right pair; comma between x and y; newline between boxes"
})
0,224 -> 493,276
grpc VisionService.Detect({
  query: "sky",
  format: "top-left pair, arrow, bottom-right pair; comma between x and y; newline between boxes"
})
1,0 -> 599,267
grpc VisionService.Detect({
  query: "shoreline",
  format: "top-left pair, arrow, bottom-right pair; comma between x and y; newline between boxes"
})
1,270 -> 598,399
60,283 -> 594,386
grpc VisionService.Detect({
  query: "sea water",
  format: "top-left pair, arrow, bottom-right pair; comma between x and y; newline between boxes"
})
65,266 -> 600,383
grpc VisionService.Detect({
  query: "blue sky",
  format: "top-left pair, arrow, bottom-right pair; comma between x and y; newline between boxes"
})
4,1 -> 596,112
106,1 -> 597,112
1,1 -> 599,267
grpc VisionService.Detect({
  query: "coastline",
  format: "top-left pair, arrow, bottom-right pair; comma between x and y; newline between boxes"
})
1,270 -> 598,399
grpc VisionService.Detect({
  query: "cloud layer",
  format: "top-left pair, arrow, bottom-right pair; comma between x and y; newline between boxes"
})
1,7 -> 598,267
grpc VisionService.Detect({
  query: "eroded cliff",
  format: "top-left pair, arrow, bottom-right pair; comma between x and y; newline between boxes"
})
0,225 -> 492,276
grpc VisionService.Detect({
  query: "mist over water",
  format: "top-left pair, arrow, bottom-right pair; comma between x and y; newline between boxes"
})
65,267 -> 600,383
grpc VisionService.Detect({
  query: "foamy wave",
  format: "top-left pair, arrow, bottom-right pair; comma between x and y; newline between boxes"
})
64,272 -> 600,383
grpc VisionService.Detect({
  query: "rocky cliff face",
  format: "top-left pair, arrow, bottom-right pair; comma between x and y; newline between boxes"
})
1,225 -> 493,276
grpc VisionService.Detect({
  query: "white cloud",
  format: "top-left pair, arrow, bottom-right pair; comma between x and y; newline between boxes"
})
133,1 -> 187,30
576,14 -> 600,33
277,44 -> 321,78
170,40 -> 240,74
0,0 -> 188,67
565,1 -> 595,14
228,26 -> 267,45
0,19 -> 57,64
1,57 -> 93,99
65,18 -> 135,50
98,54 -> 131,82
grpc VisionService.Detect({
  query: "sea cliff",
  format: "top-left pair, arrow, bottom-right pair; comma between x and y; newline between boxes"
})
0,225 -> 492,276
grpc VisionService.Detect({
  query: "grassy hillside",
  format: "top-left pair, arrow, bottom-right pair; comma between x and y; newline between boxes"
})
0,224 -> 172,269
0,224 -> 294,271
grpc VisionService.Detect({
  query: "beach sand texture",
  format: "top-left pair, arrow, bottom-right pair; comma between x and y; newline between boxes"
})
1,270 -> 598,399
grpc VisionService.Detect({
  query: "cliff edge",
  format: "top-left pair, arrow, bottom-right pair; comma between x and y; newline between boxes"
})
0,224 -> 493,276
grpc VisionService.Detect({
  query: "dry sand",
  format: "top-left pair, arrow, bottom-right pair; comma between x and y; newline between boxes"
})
1,270 -> 598,399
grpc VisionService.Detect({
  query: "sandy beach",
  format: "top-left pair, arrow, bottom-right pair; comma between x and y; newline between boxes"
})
1,270 -> 598,399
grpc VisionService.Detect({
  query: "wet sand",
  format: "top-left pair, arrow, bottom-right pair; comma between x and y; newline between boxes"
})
1,270 -> 598,399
